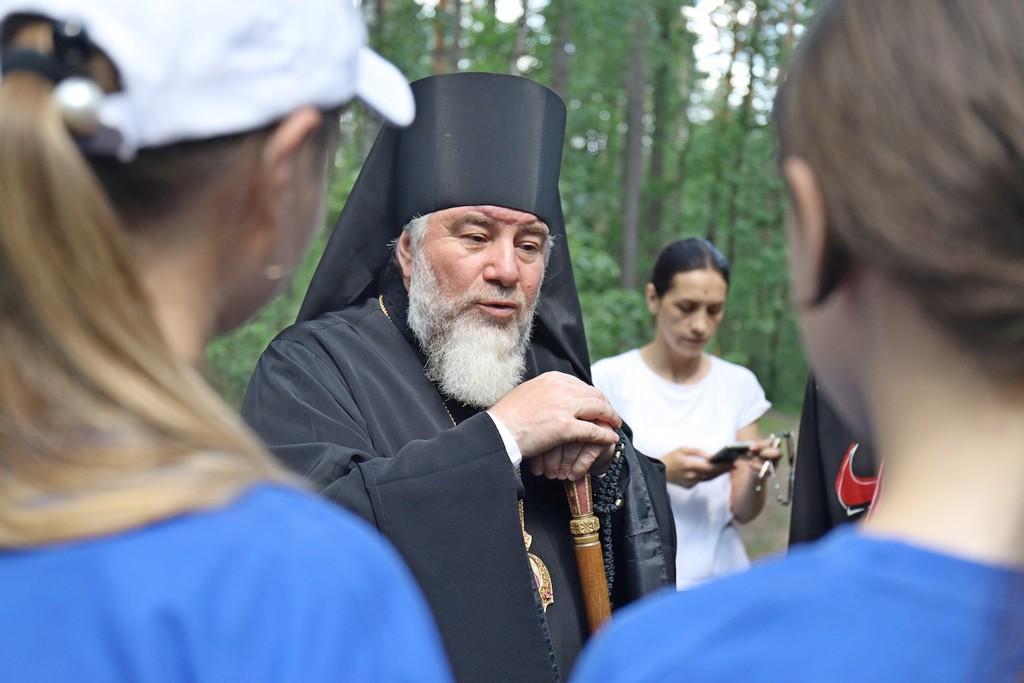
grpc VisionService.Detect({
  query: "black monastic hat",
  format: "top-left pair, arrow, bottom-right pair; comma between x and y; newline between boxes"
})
297,72 -> 593,381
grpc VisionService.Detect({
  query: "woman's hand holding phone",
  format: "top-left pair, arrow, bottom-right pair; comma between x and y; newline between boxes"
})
661,446 -> 734,488
709,442 -> 755,464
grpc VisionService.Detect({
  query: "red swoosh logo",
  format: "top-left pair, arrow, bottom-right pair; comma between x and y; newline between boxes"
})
835,442 -> 878,515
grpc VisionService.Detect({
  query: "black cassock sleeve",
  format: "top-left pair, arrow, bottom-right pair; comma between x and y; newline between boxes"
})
241,337 -> 520,522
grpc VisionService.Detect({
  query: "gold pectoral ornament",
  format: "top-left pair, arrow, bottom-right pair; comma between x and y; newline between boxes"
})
520,498 -> 554,611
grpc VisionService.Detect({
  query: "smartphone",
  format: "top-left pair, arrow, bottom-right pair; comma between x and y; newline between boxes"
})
709,442 -> 754,464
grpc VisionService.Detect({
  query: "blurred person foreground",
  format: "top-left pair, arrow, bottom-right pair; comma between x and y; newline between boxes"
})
0,0 -> 452,680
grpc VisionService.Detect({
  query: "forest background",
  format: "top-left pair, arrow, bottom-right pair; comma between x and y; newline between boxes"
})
207,0 -> 821,418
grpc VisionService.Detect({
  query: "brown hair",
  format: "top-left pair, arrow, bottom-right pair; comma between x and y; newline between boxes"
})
775,0 -> 1024,378
649,238 -> 731,297
0,19 -> 293,547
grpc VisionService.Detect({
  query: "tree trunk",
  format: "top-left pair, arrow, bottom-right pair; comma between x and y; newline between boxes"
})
364,0 -> 385,46
433,0 -> 448,74
509,0 -> 530,74
705,2 -> 744,245
669,130 -> 694,234
620,13 -> 648,290
451,0 -> 463,71
643,0 -> 680,254
786,0 -> 798,52
550,7 -> 572,100
361,0 -> 386,156
723,3 -> 761,266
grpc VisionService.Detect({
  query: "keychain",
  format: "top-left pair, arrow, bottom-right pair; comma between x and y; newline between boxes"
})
754,431 -> 796,505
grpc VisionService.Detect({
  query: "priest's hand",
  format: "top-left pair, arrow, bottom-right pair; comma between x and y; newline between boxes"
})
489,371 -> 621,475
529,439 -> 615,481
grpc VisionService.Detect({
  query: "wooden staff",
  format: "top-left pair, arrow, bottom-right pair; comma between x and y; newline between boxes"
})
564,474 -> 611,633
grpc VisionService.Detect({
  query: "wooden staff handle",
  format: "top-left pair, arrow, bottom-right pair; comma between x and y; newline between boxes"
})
565,475 -> 611,634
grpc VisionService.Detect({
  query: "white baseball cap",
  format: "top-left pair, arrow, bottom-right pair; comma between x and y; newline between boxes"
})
0,0 -> 414,159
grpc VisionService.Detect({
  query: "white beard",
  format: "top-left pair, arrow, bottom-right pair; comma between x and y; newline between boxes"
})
406,250 -> 538,409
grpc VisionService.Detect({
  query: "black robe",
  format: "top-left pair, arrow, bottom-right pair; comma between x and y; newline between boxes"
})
242,291 -> 675,682
245,73 -> 675,681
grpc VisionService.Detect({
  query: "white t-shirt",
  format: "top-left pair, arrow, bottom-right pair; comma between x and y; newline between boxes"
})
592,349 -> 771,589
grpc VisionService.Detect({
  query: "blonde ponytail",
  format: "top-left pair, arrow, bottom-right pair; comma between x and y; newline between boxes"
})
0,21 -> 292,547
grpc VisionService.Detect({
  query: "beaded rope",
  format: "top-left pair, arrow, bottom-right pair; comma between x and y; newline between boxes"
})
591,433 -> 626,606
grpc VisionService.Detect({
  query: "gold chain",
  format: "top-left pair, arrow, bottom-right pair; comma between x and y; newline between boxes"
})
516,469 -> 531,547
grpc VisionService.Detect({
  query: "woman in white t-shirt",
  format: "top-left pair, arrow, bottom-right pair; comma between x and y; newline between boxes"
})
592,238 -> 781,589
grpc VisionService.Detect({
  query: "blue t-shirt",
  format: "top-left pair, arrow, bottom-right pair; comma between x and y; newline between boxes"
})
573,527 -> 1024,682
0,484 -> 453,682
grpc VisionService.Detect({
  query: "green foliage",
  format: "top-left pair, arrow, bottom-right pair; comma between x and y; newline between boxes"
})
204,229 -> 327,407
567,229 -> 650,363
374,1 -> 435,79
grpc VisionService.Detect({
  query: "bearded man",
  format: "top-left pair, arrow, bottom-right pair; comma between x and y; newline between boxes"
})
242,73 -> 675,683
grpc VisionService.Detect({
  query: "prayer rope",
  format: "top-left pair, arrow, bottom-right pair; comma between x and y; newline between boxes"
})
592,433 -> 626,607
